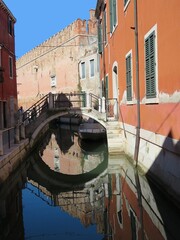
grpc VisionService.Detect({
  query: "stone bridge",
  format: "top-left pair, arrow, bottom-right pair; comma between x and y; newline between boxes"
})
20,92 -> 125,155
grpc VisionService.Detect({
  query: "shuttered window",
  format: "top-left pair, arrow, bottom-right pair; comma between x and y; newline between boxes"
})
103,10 -> 107,45
109,0 -> 117,33
9,56 -> 13,78
126,54 -> 132,101
145,31 -> 156,98
105,75 -> 109,98
124,0 -> 129,6
98,23 -> 103,54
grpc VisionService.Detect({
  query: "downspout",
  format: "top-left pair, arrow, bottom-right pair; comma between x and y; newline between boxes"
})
133,1 -> 144,239
133,0 -> 140,166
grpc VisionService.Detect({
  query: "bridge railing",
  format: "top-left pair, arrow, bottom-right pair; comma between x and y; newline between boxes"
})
22,94 -> 49,125
20,92 -> 118,137
89,93 -> 102,111
51,92 -> 86,109
22,92 -> 118,124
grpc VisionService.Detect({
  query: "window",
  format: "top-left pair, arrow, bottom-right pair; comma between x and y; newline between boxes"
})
105,75 -> 109,98
9,56 -> 13,78
145,29 -> 157,99
98,22 -> 103,54
124,0 -> 130,9
126,52 -> 132,101
90,59 -> 95,77
103,9 -> 107,45
51,75 -> 56,87
8,17 -> 13,36
130,209 -> 137,240
81,62 -> 85,79
109,0 -> 117,33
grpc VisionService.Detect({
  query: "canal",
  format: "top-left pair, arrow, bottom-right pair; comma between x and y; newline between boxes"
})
0,120 -> 180,240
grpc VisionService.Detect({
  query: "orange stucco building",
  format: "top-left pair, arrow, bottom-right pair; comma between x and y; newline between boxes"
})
95,0 -> 180,202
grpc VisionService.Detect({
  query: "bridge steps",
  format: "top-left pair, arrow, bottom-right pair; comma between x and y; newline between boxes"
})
105,121 -> 124,155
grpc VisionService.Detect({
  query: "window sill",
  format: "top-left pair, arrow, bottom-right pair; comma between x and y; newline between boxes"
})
145,97 -> 159,104
126,99 -> 136,105
110,24 -> 118,37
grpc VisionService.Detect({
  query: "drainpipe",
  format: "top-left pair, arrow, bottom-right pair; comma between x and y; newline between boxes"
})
133,2 -> 144,238
133,0 -> 141,166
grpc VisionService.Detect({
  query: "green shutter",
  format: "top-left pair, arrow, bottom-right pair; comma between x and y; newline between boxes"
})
98,23 -> 102,54
145,31 -> 156,98
103,10 -> 107,44
113,0 -> 117,27
105,75 -> 109,99
109,0 -> 117,32
109,0 -> 113,33
126,54 -> 132,101
124,0 -> 128,6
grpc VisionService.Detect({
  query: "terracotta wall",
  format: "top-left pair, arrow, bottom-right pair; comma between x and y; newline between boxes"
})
98,0 -> 180,142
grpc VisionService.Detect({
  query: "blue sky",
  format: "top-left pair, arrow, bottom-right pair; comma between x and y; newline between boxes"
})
3,0 -> 97,59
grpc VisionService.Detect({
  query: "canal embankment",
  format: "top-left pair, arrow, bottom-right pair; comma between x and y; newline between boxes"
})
0,139 -> 29,183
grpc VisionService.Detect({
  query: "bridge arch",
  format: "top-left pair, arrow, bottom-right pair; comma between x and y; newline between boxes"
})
29,109 -> 106,147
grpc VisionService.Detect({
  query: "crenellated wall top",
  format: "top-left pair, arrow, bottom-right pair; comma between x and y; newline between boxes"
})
16,16 -> 97,67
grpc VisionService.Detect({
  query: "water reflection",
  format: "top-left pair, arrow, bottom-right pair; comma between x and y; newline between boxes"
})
40,121 -> 107,175
0,122 -> 180,240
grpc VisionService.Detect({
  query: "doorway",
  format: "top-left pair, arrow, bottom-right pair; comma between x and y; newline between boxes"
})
112,64 -> 118,119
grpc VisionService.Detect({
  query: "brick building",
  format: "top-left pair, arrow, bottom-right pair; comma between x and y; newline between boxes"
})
0,0 -> 17,129
0,0 -> 18,155
95,0 -> 180,201
16,10 -> 99,109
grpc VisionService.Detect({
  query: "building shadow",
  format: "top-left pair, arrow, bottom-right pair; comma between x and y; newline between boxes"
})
146,131 -> 180,240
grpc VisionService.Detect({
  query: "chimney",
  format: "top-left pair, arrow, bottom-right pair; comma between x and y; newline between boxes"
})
89,9 -> 96,22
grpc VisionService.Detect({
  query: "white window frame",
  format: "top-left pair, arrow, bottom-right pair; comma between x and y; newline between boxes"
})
50,75 -> 56,87
124,0 -> 131,12
89,59 -> 95,78
125,50 -> 135,104
80,62 -> 86,79
144,24 -> 159,104
110,0 -> 118,36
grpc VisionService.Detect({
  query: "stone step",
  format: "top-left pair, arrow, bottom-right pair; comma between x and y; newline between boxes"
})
107,135 -> 122,140
105,120 -> 124,154
106,125 -> 121,130
108,140 -> 123,146
107,130 -> 121,136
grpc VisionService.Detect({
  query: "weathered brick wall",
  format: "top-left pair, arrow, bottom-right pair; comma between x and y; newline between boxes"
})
16,10 -> 98,109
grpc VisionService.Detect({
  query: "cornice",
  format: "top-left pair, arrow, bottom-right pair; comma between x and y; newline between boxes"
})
0,0 -> 16,23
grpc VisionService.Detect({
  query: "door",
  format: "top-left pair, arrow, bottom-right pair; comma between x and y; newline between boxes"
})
112,65 -> 118,119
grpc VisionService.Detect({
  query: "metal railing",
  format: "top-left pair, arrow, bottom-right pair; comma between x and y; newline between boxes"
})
22,94 -> 49,125
52,92 -> 86,109
89,93 -> 101,110
0,92 -> 118,156
0,127 -> 15,155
